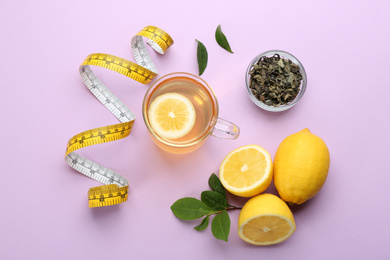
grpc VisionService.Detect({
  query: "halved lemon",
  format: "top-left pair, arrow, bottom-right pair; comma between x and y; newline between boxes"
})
148,93 -> 196,139
238,193 -> 296,245
219,144 -> 273,197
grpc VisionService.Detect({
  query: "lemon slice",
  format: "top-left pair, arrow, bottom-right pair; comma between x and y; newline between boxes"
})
219,144 -> 273,197
238,193 -> 296,245
148,93 -> 196,139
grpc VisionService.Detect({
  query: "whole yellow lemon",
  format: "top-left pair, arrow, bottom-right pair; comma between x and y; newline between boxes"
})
274,128 -> 330,204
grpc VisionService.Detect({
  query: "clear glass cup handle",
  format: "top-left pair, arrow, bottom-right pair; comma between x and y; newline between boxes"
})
211,118 -> 240,139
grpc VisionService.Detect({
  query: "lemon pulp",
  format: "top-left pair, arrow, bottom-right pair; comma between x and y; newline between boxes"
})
219,145 -> 273,197
148,93 -> 196,139
238,194 -> 296,245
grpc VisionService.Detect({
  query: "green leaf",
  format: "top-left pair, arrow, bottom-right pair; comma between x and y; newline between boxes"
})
201,190 -> 228,211
208,173 -> 226,198
171,197 -> 212,220
194,216 -> 210,231
211,210 -> 230,242
196,39 -> 208,76
215,24 -> 233,53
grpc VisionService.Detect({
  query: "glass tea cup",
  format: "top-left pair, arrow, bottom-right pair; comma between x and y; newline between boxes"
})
142,72 -> 239,154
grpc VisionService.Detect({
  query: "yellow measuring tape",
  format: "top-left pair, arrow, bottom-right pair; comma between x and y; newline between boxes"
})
65,26 -> 174,208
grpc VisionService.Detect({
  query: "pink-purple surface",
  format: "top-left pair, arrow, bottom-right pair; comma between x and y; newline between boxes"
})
1,0 -> 389,259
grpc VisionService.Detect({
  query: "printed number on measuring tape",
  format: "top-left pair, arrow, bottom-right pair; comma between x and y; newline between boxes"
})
65,26 -> 174,208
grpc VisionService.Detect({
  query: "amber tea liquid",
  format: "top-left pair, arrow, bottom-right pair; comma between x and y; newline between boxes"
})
145,76 -> 218,153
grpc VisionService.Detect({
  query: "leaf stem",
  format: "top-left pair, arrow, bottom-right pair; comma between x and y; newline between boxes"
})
227,205 -> 242,210
205,205 -> 241,216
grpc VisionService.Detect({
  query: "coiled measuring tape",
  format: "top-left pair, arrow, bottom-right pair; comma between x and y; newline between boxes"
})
65,26 -> 174,208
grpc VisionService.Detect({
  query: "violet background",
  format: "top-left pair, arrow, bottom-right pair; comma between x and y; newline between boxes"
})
1,0 -> 389,259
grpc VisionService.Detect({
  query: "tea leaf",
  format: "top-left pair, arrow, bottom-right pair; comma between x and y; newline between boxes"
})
208,173 -> 226,198
215,25 -> 233,53
201,190 -> 228,211
194,216 -> 210,231
196,39 -> 208,76
171,197 -> 212,220
211,210 -> 230,242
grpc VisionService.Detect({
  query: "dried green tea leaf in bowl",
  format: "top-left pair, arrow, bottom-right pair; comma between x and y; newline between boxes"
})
249,54 -> 303,107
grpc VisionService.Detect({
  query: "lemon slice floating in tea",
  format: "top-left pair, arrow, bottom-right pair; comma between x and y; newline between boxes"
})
148,93 -> 196,139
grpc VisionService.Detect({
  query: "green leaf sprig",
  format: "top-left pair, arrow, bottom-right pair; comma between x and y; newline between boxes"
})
170,173 -> 241,242
215,24 -> 233,53
196,39 -> 208,76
